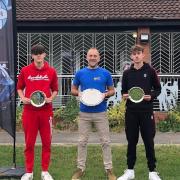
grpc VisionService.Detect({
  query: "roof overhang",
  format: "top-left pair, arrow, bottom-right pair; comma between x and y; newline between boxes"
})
17,19 -> 180,32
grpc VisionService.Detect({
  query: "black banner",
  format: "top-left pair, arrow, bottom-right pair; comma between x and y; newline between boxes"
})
0,0 -> 16,138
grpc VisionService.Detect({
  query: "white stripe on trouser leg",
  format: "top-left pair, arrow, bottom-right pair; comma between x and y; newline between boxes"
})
49,116 -> 52,137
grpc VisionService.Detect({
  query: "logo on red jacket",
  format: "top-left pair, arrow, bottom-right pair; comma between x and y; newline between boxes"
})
27,75 -> 49,81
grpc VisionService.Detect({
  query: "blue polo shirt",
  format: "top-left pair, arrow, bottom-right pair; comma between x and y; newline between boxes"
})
73,67 -> 113,113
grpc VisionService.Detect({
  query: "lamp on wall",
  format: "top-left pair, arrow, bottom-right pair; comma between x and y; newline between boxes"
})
133,32 -> 137,44
133,32 -> 137,38
140,33 -> 149,43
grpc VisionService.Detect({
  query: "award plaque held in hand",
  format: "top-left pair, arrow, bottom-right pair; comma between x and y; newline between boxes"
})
80,89 -> 103,106
30,90 -> 46,107
128,87 -> 145,103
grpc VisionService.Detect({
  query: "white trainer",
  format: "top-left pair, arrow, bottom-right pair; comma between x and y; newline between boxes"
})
21,173 -> 33,180
117,169 -> 135,180
149,172 -> 161,180
41,171 -> 54,180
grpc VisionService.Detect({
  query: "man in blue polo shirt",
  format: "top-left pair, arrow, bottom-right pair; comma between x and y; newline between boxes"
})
71,48 -> 116,180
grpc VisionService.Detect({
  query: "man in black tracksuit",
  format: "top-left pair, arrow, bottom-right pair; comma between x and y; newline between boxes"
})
117,45 -> 162,180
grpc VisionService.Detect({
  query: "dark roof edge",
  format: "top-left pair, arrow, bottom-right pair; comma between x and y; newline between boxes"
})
17,19 -> 180,28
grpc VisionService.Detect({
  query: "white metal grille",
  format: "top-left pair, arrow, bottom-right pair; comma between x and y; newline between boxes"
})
95,34 -> 115,73
73,34 -> 93,71
17,32 -> 135,75
115,33 -> 135,73
172,33 -> 180,73
17,33 -> 28,74
17,32 -> 180,110
151,32 -> 180,73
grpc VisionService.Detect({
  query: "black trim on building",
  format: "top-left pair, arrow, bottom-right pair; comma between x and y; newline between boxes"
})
17,19 -> 180,32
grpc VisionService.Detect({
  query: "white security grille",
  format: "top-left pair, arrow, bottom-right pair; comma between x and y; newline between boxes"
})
95,34 -> 115,73
17,32 -> 135,75
115,33 -> 135,73
73,33 -> 93,71
17,33 -> 28,74
172,33 -> 180,73
151,32 -> 180,73
17,32 -> 180,110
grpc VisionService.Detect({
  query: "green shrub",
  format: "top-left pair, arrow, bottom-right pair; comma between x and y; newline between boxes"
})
157,119 -> 171,132
172,122 -> 180,132
53,107 -> 63,122
53,96 -> 79,130
107,100 -> 126,132
157,104 -> 180,132
61,96 -> 79,122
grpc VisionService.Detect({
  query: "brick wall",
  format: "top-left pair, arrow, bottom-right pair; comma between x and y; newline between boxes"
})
137,27 -> 151,63
154,111 -> 168,123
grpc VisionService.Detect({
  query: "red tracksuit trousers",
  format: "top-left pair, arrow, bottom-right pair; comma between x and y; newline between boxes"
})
22,108 -> 53,173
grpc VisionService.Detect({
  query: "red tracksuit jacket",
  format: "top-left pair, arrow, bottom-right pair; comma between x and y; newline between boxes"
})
17,61 -> 58,111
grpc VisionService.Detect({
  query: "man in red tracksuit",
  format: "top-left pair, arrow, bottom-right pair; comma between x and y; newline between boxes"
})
17,44 -> 58,180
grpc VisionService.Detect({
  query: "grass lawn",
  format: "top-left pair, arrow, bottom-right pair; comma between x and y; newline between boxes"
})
0,145 -> 179,180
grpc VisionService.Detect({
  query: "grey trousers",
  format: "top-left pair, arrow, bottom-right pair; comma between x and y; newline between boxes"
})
77,112 -> 113,171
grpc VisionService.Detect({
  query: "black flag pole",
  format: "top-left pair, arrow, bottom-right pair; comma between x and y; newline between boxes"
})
12,0 -> 17,169
0,0 -> 25,178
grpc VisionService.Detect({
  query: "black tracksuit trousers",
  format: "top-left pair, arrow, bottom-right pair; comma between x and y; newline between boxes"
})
125,110 -> 156,171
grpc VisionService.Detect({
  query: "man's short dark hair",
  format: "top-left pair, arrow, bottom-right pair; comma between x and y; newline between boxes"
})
31,44 -> 45,55
130,44 -> 144,54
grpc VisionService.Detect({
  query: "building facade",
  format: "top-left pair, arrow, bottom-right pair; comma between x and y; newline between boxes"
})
16,0 -> 180,111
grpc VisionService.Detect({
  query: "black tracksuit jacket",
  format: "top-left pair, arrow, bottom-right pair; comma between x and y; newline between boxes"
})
121,62 -> 161,112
